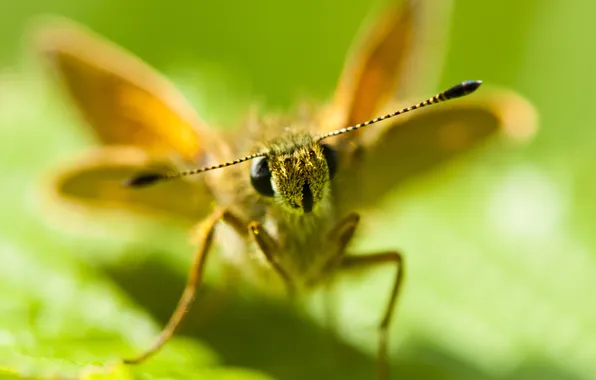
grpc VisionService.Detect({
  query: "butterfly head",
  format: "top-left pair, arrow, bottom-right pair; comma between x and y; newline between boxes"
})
250,137 -> 337,214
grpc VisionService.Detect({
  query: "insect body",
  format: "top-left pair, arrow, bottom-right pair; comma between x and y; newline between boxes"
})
37,1 -> 536,379
128,80 -> 481,378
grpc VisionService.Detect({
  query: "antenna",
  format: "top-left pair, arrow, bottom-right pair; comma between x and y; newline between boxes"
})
126,80 -> 482,188
125,152 -> 266,188
317,80 -> 482,141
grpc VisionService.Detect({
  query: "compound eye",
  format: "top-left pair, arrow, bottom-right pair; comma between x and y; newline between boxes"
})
320,143 -> 338,179
250,157 -> 274,196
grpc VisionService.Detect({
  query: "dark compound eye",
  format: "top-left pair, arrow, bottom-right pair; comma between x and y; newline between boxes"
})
320,143 -> 337,179
250,157 -> 274,197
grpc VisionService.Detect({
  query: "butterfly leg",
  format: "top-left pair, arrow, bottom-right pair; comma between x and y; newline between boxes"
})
248,221 -> 296,297
123,207 -> 247,365
304,212 -> 359,332
306,212 -> 361,286
341,252 -> 405,380
322,212 -> 405,380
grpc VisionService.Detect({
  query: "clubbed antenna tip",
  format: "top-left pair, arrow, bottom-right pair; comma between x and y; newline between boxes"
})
124,172 -> 167,188
443,80 -> 482,100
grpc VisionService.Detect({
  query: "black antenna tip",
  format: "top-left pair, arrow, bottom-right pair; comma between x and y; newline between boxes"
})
124,172 -> 166,188
443,80 -> 482,100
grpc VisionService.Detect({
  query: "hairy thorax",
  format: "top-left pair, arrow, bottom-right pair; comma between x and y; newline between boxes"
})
203,113 -> 345,293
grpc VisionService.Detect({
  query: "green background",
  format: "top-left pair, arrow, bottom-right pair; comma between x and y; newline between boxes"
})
0,0 -> 594,379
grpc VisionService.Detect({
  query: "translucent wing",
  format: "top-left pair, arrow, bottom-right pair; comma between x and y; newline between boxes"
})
34,18 -> 218,220
46,147 -> 213,221
335,91 -> 538,211
35,17 -> 211,161
330,0 -> 451,130
324,0 -> 537,211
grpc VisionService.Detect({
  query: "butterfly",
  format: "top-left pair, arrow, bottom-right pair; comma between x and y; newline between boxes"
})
36,0 -> 536,378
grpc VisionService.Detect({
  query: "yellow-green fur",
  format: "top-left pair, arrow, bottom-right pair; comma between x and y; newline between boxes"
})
207,115 -> 341,292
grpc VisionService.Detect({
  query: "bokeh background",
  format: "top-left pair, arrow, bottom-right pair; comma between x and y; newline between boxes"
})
0,0 -> 595,379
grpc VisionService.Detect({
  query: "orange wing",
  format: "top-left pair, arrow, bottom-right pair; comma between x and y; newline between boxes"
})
322,0 -> 537,211
330,0 -> 451,130
34,17 -> 218,221
46,147 -> 214,221
35,17 -> 211,161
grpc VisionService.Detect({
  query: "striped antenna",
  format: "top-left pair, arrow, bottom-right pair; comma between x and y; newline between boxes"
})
317,80 -> 482,141
125,152 -> 266,188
